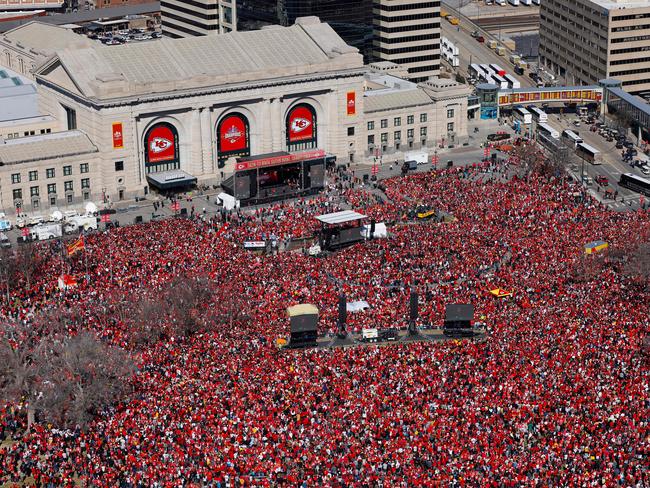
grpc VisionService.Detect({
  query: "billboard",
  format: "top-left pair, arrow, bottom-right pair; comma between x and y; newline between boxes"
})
145,123 -> 178,164
112,122 -> 123,149
347,92 -> 356,115
287,104 -> 316,143
218,113 -> 249,154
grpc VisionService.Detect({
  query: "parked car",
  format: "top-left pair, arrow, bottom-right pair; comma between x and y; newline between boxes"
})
471,30 -> 480,38
476,36 -> 485,43
616,141 -> 624,149
595,175 -> 609,186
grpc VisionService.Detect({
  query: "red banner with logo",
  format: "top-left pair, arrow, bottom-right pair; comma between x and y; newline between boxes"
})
146,124 -> 176,163
347,92 -> 356,115
288,105 -> 315,142
219,114 -> 248,153
112,122 -> 123,149
235,149 -> 325,171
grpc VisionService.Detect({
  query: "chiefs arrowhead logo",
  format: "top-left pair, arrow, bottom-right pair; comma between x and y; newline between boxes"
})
291,117 -> 311,134
150,137 -> 172,153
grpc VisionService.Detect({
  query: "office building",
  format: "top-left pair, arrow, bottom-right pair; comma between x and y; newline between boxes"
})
372,0 -> 441,82
237,0 -> 374,59
540,0 -> 650,96
161,0 -> 236,38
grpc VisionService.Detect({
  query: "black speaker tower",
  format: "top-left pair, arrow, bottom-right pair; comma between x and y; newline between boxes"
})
337,294 -> 347,339
408,291 -> 418,335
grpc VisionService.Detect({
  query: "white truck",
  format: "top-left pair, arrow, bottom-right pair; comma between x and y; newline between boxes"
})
30,223 -> 62,241
0,213 -> 12,232
404,151 -> 429,166
65,215 -> 98,233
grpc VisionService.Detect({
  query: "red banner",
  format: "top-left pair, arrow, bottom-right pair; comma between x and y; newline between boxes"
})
288,105 -> 315,143
236,149 -> 325,171
347,92 -> 356,116
219,114 -> 248,153
101,214 -> 111,223
146,124 -> 176,163
112,122 -> 123,149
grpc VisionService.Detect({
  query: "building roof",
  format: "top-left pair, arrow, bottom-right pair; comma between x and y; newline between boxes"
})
364,89 -> 433,113
591,0 -> 650,11
0,21 -> 91,58
0,2 -> 160,33
316,210 -> 367,225
36,18 -> 363,102
0,130 -> 98,164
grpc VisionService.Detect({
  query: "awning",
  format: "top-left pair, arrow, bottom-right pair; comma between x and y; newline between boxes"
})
147,170 -> 197,190
315,210 -> 367,225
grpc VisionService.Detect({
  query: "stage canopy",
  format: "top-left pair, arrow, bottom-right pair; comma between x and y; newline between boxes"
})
315,210 -> 367,225
147,170 -> 197,190
287,304 -> 319,317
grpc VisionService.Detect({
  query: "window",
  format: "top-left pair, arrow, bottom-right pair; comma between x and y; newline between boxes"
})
83,191 -> 90,201
64,106 -> 77,130
47,183 -> 56,194
28,170 -> 38,182
407,128 -> 414,139
64,181 -> 73,192
12,189 -> 22,200
420,127 -> 427,137
50,196 -> 56,206
11,173 -> 20,184
80,163 -> 89,174
368,135 -> 375,145
380,119 -> 388,129
46,168 -> 55,179
63,165 -> 72,176
347,127 -> 355,136
67,194 -> 73,204
447,109 -> 455,118
420,113 -> 427,123
367,121 -> 375,131
394,117 -> 401,127
81,178 -> 90,189
447,122 -> 455,133
381,132 -> 388,143
407,115 -> 414,125
115,161 -> 124,171
30,186 -> 39,197
394,130 -> 401,141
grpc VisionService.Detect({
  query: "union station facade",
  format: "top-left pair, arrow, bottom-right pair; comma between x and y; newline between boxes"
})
0,18 -> 469,212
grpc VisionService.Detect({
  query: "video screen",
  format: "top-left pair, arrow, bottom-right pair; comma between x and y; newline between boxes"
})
258,163 -> 302,189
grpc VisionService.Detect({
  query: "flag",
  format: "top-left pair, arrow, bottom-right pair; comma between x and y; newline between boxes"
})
101,214 -> 111,223
67,236 -> 85,256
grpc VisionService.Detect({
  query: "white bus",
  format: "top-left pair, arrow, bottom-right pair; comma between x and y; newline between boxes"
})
514,106 -> 532,124
492,73 -> 509,89
469,64 -> 483,80
529,106 -> 548,123
521,0 -> 532,5
508,0 -> 520,5
532,0 -> 540,4
489,63 -> 506,76
577,142 -> 602,165
562,129 -> 583,148
504,73 -> 521,89
537,123 -> 560,139
620,173 -> 650,196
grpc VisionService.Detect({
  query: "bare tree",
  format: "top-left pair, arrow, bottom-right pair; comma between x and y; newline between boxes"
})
0,248 -> 17,303
623,242 -> 650,288
15,242 -> 41,290
166,276 -> 214,338
129,294 -> 169,346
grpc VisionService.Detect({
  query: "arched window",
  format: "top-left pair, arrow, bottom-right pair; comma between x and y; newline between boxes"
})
144,122 -> 180,174
286,103 -> 317,151
216,112 -> 250,168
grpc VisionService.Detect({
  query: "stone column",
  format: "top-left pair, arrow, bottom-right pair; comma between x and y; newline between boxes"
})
200,108 -> 213,176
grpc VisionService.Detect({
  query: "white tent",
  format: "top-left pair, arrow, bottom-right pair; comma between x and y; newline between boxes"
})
361,222 -> 387,239
217,192 -> 239,211
346,300 -> 370,313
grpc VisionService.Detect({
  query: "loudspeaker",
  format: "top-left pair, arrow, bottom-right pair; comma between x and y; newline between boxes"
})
180,208 -> 188,216
370,219 -> 376,239
338,294 -> 347,326
409,292 -> 418,320
444,304 -> 474,335
289,311 -> 318,348
491,153 -> 497,162
134,215 -> 143,224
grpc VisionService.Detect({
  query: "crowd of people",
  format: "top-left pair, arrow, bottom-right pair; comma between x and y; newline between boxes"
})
1,158 -> 649,486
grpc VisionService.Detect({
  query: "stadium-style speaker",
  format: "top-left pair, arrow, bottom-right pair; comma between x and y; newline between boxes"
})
338,294 -> 347,326
289,306 -> 318,348
370,219 -> 376,239
409,292 -> 418,320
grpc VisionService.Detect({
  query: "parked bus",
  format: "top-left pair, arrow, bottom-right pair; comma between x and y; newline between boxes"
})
488,63 -> 506,76
562,129 -> 583,148
521,0 -> 532,5
492,73 -> 509,89
514,106 -> 532,125
504,73 -> 521,89
532,0 -> 540,4
537,123 -> 560,139
487,132 -> 511,143
576,142 -> 602,165
469,64 -> 483,80
619,173 -> 650,196
508,0 -> 520,5
528,106 -> 548,123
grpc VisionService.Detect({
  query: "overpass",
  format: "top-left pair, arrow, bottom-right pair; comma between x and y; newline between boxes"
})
497,86 -> 603,107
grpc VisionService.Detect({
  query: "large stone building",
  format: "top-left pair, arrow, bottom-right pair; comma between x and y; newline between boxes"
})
0,18 -> 468,213
161,0 -> 236,38
372,0 -> 441,82
540,0 -> 650,97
